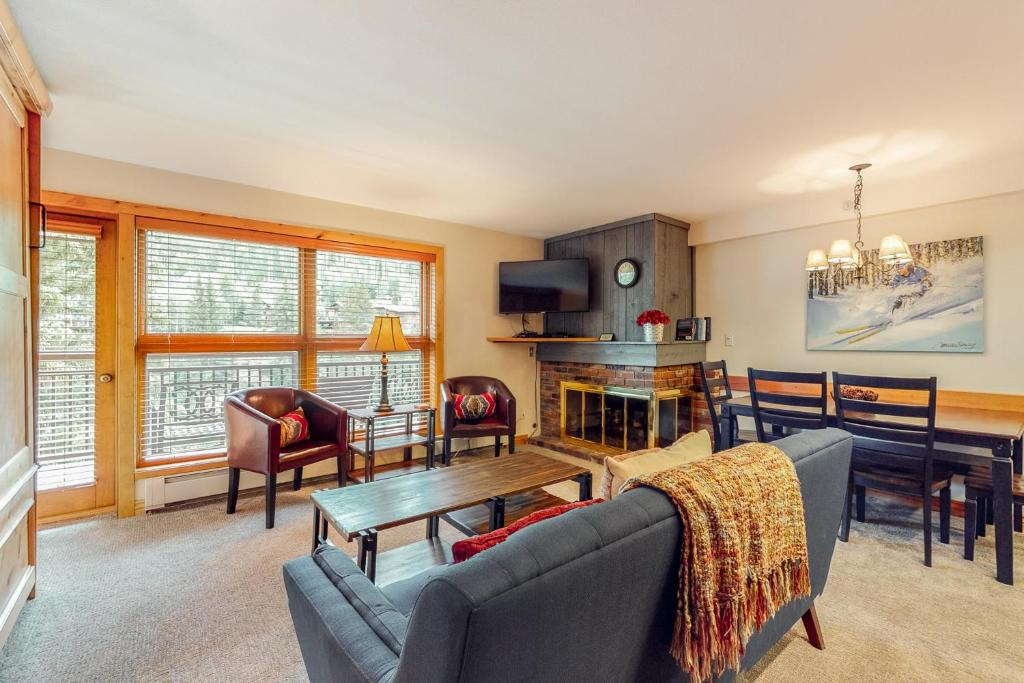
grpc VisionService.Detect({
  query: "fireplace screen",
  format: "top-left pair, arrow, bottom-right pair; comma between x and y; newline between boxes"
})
561,382 -> 692,452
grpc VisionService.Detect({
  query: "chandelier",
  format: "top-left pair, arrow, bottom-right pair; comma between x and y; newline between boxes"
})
805,163 -> 912,285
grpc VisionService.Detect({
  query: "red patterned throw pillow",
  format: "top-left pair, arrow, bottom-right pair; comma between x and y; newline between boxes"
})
278,406 -> 309,448
453,392 -> 497,422
452,498 -> 604,563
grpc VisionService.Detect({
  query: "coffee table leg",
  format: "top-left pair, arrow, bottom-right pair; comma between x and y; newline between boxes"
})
487,497 -> 506,531
363,529 -> 378,582
357,529 -> 378,580
576,472 -> 593,501
426,516 -> 439,539
311,506 -> 321,554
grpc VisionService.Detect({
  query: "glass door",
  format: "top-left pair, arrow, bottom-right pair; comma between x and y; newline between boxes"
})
36,217 -> 115,519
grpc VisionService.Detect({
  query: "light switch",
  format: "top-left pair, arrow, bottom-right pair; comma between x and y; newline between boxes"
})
725,334 -> 735,347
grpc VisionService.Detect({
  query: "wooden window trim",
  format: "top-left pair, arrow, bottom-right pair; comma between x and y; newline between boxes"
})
132,215 -> 441,468
42,192 -> 445,512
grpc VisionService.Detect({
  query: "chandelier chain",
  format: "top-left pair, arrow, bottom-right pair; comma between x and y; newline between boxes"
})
853,170 -> 864,250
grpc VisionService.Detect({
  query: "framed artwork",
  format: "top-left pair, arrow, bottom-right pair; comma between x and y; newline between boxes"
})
806,236 -> 983,352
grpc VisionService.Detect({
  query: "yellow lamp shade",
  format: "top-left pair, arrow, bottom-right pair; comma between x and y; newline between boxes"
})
359,315 -> 412,353
827,239 -> 854,264
805,249 -> 829,271
879,234 -> 910,261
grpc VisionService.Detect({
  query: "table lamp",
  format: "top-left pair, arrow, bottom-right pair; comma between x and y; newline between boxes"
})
360,315 -> 411,413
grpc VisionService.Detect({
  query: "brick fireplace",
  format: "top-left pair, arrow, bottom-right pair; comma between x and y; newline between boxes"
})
535,360 -> 712,460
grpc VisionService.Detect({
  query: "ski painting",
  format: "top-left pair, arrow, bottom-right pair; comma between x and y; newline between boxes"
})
806,236 -> 984,353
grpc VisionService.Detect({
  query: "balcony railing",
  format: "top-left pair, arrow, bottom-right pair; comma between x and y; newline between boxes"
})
142,353 -> 426,460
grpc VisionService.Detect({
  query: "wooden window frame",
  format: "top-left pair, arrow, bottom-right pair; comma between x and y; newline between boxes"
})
134,217 -> 441,467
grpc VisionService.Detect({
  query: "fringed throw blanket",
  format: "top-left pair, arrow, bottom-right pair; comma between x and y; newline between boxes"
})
621,442 -> 810,683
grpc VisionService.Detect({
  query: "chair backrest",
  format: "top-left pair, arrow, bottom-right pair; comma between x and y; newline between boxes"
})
698,360 -> 733,451
442,375 -> 507,396
229,386 -> 303,419
832,372 -> 937,475
747,368 -> 828,443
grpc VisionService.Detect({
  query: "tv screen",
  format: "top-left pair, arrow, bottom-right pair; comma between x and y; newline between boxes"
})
499,258 -> 590,314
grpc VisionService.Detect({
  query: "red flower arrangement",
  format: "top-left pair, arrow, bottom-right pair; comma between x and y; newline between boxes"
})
636,309 -> 670,326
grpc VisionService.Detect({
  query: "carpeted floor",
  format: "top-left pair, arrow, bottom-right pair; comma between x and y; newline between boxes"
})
1,449 -> 1021,682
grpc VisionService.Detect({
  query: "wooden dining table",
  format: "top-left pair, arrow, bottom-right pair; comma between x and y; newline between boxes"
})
719,394 -> 1024,585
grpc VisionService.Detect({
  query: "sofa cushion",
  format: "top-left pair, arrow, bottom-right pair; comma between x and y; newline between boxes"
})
601,430 -> 713,498
312,545 -> 407,654
451,498 -> 604,563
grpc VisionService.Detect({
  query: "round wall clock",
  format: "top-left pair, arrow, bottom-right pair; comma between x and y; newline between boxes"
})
614,258 -> 640,288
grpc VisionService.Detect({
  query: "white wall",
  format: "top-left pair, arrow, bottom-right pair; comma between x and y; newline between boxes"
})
694,190 -> 1024,394
43,149 -> 544,491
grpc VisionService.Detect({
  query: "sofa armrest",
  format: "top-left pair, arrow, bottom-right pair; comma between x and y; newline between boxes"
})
284,548 -> 405,683
224,396 -> 279,473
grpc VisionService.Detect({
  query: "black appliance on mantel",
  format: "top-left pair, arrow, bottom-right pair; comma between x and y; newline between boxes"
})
499,259 -> 590,336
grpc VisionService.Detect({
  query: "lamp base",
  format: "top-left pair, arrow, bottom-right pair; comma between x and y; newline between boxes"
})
372,403 -> 395,413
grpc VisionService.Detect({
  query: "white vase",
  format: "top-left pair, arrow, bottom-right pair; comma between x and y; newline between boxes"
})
643,323 -> 664,342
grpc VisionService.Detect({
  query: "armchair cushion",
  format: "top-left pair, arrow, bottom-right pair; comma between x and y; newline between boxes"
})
278,406 -> 310,447
453,392 -> 497,422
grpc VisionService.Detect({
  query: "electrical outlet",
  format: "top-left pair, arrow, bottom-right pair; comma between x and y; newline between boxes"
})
725,334 -> 735,347
528,345 -> 535,358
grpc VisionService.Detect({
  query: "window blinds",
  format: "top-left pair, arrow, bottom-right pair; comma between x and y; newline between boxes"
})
37,232 -> 98,490
137,224 -> 437,462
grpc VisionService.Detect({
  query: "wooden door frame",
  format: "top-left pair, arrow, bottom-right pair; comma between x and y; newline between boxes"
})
35,216 -> 117,521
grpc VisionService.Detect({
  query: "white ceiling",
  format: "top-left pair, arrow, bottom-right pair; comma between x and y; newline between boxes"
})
12,1 -> 1024,237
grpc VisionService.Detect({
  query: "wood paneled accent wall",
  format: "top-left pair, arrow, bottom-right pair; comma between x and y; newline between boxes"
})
544,213 -> 692,341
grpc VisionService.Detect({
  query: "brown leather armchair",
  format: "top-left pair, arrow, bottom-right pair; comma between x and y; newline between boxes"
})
440,376 -> 516,465
224,388 -> 347,528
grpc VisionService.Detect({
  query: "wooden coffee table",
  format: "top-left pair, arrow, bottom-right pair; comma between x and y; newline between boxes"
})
310,452 -> 592,583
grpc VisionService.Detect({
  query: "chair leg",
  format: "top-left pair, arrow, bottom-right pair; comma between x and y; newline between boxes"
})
443,437 -> 452,466
922,486 -> 933,567
964,496 -> 977,561
839,480 -> 852,542
266,471 -> 277,529
337,452 -> 346,488
494,436 -> 501,458
855,485 -> 866,522
939,485 -> 951,544
292,466 -> 303,491
976,496 -> 988,537
226,467 -> 240,514
508,431 -> 516,454
801,602 -> 825,650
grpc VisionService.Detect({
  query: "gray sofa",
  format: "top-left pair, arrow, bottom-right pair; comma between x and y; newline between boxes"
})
283,428 -> 853,683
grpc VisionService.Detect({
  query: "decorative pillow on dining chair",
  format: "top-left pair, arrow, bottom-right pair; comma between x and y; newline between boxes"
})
278,406 -> 310,447
453,392 -> 497,422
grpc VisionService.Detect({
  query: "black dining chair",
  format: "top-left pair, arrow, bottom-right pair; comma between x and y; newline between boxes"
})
833,372 -> 951,567
698,360 -> 741,452
747,368 -> 828,443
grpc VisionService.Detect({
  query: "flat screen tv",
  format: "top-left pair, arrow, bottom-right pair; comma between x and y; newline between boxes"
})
499,258 -> 590,314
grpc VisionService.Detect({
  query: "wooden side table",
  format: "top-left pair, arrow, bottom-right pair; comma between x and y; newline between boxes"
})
344,403 -> 436,485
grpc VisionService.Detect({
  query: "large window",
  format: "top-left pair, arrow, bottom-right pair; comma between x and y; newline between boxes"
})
136,220 -> 439,464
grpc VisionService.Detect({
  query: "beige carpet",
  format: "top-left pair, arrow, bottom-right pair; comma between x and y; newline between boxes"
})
0,449 -> 1021,682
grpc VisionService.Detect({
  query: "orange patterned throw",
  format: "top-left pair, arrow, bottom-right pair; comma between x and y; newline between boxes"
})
621,442 -> 810,683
